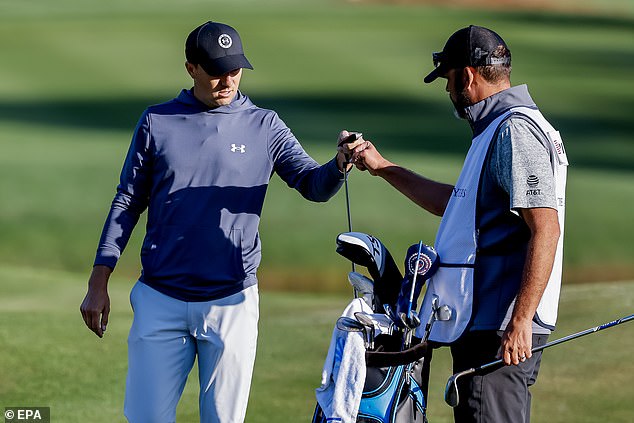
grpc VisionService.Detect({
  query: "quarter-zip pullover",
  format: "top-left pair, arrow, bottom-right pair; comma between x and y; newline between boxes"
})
94,89 -> 344,301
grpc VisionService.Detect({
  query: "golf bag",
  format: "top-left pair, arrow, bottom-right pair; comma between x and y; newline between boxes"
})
313,233 -> 435,422
312,338 -> 430,423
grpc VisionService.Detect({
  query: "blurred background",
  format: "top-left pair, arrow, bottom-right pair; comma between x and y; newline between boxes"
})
0,0 -> 632,422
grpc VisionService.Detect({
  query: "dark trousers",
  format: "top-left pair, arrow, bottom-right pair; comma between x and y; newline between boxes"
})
450,330 -> 548,423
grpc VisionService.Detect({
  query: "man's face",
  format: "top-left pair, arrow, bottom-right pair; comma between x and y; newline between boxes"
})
187,63 -> 243,107
445,68 -> 473,119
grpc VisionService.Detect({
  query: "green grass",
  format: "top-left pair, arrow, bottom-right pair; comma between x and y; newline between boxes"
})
0,0 -> 633,285
0,265 -> 632,422
0,1 -> 633,420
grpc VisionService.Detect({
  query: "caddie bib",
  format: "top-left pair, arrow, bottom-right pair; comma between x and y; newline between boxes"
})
417,106 -> 568,344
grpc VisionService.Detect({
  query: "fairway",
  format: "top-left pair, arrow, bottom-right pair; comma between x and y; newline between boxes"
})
1,0 -> 633,421
0,266 -> 632,422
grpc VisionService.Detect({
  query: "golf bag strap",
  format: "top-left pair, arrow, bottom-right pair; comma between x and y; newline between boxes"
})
365,341 -> 428,368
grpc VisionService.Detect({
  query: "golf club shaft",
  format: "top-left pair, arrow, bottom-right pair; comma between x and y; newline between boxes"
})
403,242 -> 423,349
406,240 -> 424,315
342,132 -> 361,275
343,169 -> 354,274
445,313 -> 634,408
470,313 -> 634,374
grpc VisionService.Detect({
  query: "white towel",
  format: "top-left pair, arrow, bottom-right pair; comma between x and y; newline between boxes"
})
316,298 -> 372,423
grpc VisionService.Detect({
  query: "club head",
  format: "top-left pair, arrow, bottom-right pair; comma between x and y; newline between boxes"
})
399,312 -> 420,329
354,312 -> 375,328
399,312 -> 409,327
337,316 -> 372,349
336,317 -> 364,332
348,272 -> 374,296
444,374 -> 460,407
421,297 -> 442,343
348,272 -> 374,308
431,296 -> 439,310
373,314 -> 395,335
354,312 -> 376,349
435,304 -> 453,321
408,311 -> 421,328
383,304 -> 399,326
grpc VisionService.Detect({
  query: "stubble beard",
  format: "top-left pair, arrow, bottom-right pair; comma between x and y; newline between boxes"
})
451,73 -> 473,120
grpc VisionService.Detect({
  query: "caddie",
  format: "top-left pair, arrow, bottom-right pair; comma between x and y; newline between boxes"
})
342,25 -> 568,422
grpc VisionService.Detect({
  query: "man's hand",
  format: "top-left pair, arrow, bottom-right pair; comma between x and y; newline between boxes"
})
80,265 -> 112,338
500,318 -> 533,365
336,130 -> 392,176
337,130 -> 452,216
350,139 -> 392,176
336,130 -> 366,172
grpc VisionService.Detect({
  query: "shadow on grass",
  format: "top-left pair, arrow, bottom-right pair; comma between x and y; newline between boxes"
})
500,9 -> 634,31
0,94 -> 632,171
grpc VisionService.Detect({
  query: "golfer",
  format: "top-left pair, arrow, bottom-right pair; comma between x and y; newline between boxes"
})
80,21 -> 353,423
344,25 -> 568,422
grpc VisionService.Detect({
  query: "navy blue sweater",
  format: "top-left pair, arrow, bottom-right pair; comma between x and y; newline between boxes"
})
94,89 -> 344,301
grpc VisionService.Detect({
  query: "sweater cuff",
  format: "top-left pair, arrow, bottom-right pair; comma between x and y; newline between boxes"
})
327,157 -> 346,180
93,254 -> 118,270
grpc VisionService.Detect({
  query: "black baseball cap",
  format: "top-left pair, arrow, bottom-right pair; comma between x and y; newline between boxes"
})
423,25 -> 510,83
185,21 -> 253,76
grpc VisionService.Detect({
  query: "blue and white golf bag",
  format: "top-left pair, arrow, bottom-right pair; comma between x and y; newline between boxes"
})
312,341 -> 430,423
313,233 -> 435,423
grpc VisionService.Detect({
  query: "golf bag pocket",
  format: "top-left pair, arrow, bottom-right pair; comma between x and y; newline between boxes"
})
418,265 -> 473,344
313,343 -> 429,423
358,362 -> 426,423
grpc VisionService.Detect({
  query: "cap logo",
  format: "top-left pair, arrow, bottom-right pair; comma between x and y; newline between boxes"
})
218,34 -> 232,49
474,47 -> 488,60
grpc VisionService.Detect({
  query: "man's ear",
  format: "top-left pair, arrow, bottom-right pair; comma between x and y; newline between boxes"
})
464,66 -> 476,91
185,62 -> 197,78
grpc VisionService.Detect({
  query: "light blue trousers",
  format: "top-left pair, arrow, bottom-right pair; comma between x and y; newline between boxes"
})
124,281 -> 259,423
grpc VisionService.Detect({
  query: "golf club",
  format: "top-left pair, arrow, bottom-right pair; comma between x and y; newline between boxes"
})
341,132 -> 361,274
400,311 -> 421,350
353,312 -> 378,350
399,241 -> 425,350
336,316 -> 370,349
436,304 -> 453,321
355,312 -> 395,337
421,297 -> 453,342
394,241 -> 441,348
406,241 -> 424,317
421,296 -> 439,343
444,313 -> 634,407
383,303 -> 400,327
348,271 -> 374,309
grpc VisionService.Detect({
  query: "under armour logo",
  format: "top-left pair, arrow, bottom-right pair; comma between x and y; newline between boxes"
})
230,144 -> 246,153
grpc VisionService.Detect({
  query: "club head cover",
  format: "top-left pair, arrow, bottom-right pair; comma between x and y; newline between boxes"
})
396,242 -> 440,318
336,232 -> 402,310
336,232 -> 386,278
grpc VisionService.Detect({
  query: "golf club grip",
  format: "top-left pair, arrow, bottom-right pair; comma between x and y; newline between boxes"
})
341,132 -> 361,163
479,313 -> 634,372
